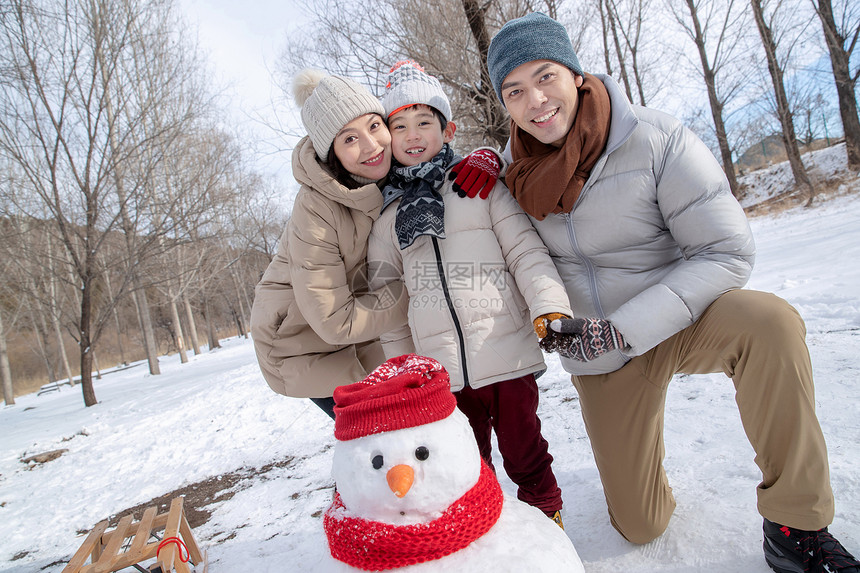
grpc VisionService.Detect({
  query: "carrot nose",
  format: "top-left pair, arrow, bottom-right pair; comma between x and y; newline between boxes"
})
386,464 -> 414,498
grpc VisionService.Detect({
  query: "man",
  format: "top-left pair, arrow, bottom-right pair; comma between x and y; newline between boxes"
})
487,12 -> 858,573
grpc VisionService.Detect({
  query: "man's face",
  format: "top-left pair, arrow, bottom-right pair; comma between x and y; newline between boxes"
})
500,60 -> 584,147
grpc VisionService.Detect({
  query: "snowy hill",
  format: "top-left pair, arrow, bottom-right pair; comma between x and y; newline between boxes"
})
0,145 -> 858,572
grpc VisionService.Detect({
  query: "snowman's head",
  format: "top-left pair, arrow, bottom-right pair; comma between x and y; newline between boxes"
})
330,354 -> 482,525
332,407 -> 481,525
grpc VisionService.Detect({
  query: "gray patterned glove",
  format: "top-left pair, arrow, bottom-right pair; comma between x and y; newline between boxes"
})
539,317 -> 626,362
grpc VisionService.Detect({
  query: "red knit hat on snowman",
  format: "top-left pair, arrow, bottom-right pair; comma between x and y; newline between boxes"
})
325,354 -> 504,571
332,353 -> 457,441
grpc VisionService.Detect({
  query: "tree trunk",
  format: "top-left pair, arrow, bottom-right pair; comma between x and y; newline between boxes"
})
101,257 -> 127,365
133,287 -> 161,374
79,281 -> 97,407
607,3 -> 634,103
49,283 -> 74,384
183,293 -> 201,355
0,313 -> 14,406
684,0 -> 740,197
751,0 -> 815,206
92,349 -> 102,379
30,301 -> 58,385
229,266 -> 250,339
47,234 -> 75,382
203,293 -> 221,350
598,0 -> 615,76
813,0 -> 860,169
460,0 -> 510,147
169,289 -> 188,363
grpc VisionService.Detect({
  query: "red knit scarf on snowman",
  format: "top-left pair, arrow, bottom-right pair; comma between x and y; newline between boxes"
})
324,460 -> 503,570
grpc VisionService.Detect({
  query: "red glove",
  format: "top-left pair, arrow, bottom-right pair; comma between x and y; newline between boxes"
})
449,148 -> 501,200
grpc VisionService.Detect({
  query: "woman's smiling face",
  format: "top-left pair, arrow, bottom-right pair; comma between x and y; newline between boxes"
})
332,113 -> 392,181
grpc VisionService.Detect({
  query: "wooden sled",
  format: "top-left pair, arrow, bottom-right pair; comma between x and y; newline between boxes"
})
62,496 -> 208,573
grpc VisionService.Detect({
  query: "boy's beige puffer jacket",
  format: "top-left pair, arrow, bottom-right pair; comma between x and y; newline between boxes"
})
366,175 -> 572,392
250,136 -> 408,398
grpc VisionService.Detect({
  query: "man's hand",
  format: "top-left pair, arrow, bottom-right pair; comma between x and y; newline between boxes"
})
533,313 -> 569,339
539,317 -> 626,362
449,148 -> 502,199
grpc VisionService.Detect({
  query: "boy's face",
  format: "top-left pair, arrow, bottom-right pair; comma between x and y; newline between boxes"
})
332,113 -> 392,181
388,105 -> 455,167
500,60 -> 584,147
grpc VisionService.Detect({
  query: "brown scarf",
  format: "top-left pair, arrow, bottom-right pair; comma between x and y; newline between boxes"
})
506,73 -> 612,220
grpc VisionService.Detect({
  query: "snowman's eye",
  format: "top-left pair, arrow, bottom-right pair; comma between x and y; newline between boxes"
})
371,454 -> 384,470
415,446 -> 430,461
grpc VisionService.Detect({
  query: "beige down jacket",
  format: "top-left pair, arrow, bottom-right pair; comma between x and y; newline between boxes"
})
250,136 -> 408,398
366,175 -> 572,392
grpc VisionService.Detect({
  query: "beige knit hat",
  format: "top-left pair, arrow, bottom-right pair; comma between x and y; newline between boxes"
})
293,69 -> 386,161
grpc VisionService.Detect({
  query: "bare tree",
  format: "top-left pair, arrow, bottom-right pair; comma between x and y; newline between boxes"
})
750,0 -> 817,205
0,0 -> 214,405
605,0 -> 655,105
0,216 -> 21,405
597,0 -> 617,77
671,0 -> 749,196
278,0 -> 573,151
601,0 -> 636,102
809,0 -> 860,168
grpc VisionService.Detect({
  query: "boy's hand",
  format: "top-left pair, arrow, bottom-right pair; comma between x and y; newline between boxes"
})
539,317 -> 626,362
533,313 -> 569,339
449,148 -> 501,199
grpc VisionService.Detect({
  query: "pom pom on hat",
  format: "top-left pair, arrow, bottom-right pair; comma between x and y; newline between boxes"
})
292,68 -> 327,108
487,12 -> 584,106
292,68 -> 385,161
382,60 -> 452,124
333,354 -> 457,441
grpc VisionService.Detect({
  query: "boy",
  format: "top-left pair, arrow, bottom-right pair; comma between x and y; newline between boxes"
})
366,60 -> 571,526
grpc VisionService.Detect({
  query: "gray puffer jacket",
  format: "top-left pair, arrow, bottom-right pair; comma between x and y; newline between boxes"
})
507,74 -> 755,376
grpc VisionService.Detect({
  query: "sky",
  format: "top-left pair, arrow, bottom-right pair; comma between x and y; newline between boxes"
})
0,144 -> 858,571
179,0 -> 306,182
180,0 -> 291,114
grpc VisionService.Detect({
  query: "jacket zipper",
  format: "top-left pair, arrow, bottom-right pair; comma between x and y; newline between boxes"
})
431,237 -> 470,387
563,212 -> 607,319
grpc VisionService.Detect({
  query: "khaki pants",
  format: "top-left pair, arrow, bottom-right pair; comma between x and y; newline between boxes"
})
572,290 -> 834,544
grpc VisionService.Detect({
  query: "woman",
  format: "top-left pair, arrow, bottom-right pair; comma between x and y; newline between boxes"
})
251,70 -> 495,419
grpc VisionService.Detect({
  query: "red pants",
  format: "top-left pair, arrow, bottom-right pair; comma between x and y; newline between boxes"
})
455,374 -> 562,515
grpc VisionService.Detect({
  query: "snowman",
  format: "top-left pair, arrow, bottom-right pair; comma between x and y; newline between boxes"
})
321,354 -> 584,572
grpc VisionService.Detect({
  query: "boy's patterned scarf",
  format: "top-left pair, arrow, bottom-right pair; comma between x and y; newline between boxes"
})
383,144 -> 460,250
505,73 -> 611,220
324,460 -> 503,570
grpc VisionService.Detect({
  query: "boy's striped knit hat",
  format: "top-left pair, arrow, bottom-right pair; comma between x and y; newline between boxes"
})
382,60 -> 452,123
333,354 -> 456,441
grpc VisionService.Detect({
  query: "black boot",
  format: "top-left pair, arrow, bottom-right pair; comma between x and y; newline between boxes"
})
763,518 -> 860,573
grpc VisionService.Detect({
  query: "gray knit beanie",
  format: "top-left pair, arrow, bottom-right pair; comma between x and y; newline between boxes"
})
293,69 -> 386,161
381,60 -> 452,124
487,12 -> 584,106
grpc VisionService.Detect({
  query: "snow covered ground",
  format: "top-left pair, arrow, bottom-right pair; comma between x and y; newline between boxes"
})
1,145 -> 858,572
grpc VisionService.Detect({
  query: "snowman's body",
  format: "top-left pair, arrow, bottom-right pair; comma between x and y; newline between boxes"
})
322,408 -> 584,572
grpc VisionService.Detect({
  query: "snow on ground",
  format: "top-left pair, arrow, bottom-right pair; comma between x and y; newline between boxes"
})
1,145 -> 859,572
